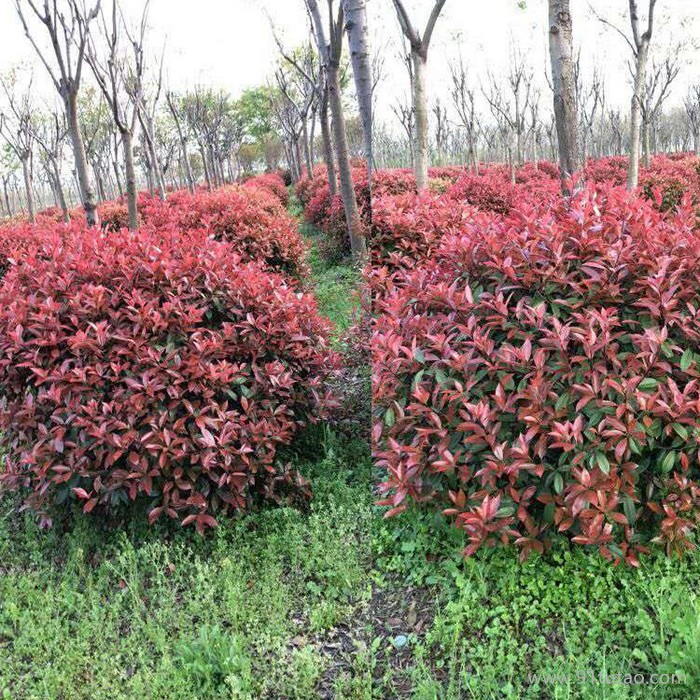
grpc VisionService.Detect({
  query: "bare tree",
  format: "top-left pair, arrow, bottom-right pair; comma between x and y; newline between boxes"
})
15,0 -> 101,225
0,75 -> 36,221
391,97 -> 414,168
86,0 -> 148,229
306,0 -> 366,261
576,62 -> 604,164
139,46 -> 167,201
449,55 -> 479,173
684,84 -> 700,157
639,54 -> 680,166
548,0 -> 580,195
598,0 -> 658,187
33,110 -> 70,220
484,51 -> 533,182
390,0 -> 448,191
166,91 -> 195,193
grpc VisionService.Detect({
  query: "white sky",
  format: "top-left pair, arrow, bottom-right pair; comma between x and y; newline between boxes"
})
0,0 -> 698,122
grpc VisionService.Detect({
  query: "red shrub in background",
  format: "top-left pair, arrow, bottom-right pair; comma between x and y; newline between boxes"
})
584,155 -> 629,186
0,226 -> 337,532
244,172 -> 289,207
640,154 -> 700,212
137,185 -> 307,277
98,200 -> 131,232
371,192 -> 481,265
374,183 -> 700,565
446,171 -> 516,215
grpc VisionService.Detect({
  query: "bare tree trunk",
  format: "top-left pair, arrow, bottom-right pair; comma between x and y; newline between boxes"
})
167,94 -> 195,192
548,0 -> 580,195
627,0 -> 655,189
320,86 -> 337,195
642,117 -> 651,167
628,48 -> 649,188
412,52 -> 429,191
21,157 -> 35,222
342,0 -> 373,199
112,159 -> 123,199
53,162 -> 69,222
328,64 -> 366,259
200,143 -> 211,191
122,131 -> 138,230
391,0 -> 447,191
66,93 -> 98,225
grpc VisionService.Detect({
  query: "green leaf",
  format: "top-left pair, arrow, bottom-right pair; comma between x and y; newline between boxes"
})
553,473 -> 564,494
672,423 -> 689,441
639,378 -> 659,392
661,451 -> 676,473
596,453 -> 610,475
680,348 -> 693,372
384,408 -> 395,427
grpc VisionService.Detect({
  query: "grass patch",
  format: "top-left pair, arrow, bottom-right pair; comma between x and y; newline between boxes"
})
290,190 -> 361,338
0,438 -> 373,699
371,507 -> 700,699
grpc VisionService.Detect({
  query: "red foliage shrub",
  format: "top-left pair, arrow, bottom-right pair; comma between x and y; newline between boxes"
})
585,155 -> 629,186
137,186 -> 306,277
374,183 -> 700,566
446,171 -> 515,215
98,200 -> 131,232
0,226 -> 337,532
244,172 -> 289,207
371,192 -> 480,265
640,155 -> 700,212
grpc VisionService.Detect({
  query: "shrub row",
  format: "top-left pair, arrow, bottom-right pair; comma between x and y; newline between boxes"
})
373,181 -> 700,565
0,174 -> 339,531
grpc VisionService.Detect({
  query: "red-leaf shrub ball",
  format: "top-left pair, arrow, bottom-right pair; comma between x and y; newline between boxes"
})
0,226 -> 337,532
374,183 -> 700,566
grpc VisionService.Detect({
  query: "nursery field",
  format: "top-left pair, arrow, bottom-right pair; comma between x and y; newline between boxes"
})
2,0 -> 700,697
305,154 -> 700,699
2,154 -> 700,699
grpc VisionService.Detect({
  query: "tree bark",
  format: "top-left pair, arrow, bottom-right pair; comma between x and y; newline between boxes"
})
342,0 -> 373,200
53,162 -> 69,222
66,93 -> 98,226
319,85 -> 337,195
628,46 -> 649,188
122,130 -> 138,230
548,0 -> 581,195
328,63 -> 366,260
21,157 -> 35,222
627,0 -> 655,189
642,117 -> 651,167
412,51 -> 429,191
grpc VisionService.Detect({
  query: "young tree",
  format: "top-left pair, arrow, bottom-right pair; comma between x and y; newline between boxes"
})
639,54 -> 680,166
0,75 -> 36,221
599,0 -> 658,188
305,0 -> 366,261
15,0 -> 101,225
33,110 -> 70,220
684,84 -> 700,157
390,0 -> 448,191
548,0 -> 580,195
166,91 -> 195,193
449,55 -> 479,172
86,0 -> 148,230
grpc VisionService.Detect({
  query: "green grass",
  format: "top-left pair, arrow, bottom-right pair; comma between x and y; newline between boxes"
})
0,438 -> 373,699
290,190 -> 361,339
371,508 -> 700,699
